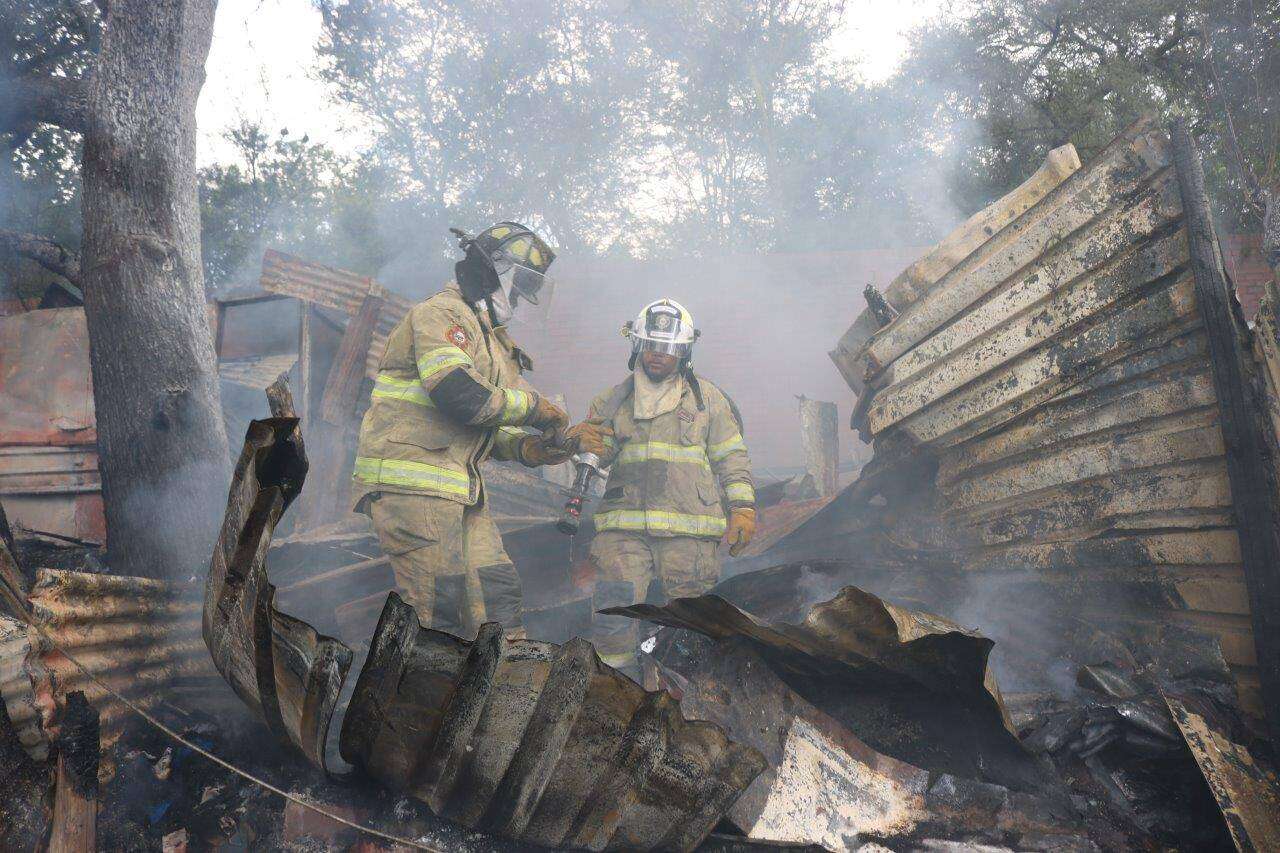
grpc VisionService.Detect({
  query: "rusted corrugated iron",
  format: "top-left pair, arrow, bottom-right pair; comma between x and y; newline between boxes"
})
259,250 -> 411,379
0,308 -> 103,542
0,570 -> 223,763
828,116 -> 1270,720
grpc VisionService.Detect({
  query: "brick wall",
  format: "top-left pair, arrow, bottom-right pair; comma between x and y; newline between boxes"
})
1224,233 -> 1274,320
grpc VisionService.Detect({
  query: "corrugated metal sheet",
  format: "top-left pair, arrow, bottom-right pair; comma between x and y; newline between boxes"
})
835,117 -> 1264,715
259,250 -> 412,379
342,594 -> 766,852
0,570 -> 223,763
0,308 -> 103,541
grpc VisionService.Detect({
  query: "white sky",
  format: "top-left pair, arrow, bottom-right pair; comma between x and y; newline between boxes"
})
198,0 -> 951,166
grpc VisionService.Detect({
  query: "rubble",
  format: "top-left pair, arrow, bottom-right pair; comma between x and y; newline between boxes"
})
203,412 -> 767,850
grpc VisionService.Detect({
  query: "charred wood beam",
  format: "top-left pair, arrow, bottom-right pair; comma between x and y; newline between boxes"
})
0,229 -> 82,288
202,417 -> 350,771
0,73 -> 89,136
319,293 -> 383,425
48,691 -> 98,853
1171,119 -> 1280,745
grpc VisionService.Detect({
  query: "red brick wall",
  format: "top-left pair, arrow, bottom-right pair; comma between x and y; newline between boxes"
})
513,249 -> 923,469
1224,233 -> 1274,320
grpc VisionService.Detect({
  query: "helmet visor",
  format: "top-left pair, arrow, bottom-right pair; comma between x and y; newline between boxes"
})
502,266 -> 556,325
634,337 -> 692,358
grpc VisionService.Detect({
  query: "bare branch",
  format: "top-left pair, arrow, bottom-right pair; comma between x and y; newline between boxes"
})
0,229 -> 82,287
0,72 -> 90,135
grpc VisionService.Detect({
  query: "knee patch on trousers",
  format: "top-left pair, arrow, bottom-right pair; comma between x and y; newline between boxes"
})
476,563 -> 523,629
431,574 -> 468,637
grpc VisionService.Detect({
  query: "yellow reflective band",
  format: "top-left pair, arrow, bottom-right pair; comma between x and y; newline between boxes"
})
353,456 -> 470,497
616,441 -> 710,468
594,509 -> 727,537
500,388 -> 532,423
417,346 -> 473,381
371,373 -> 432,407
724,482 -> 755,504
708,433 -> 746,462
599,651 -> 638,670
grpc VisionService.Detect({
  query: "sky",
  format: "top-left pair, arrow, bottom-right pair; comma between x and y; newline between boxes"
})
197,0 -> 953,166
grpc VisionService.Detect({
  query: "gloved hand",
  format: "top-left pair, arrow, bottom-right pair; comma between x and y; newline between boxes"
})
563,419 -> 614,456
527,394 -> 570,432
519,435 -> 573,467
724,507 -> 756,556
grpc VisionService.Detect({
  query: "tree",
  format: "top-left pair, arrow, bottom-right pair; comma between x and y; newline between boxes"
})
199,121 -> 396,291
316,0 -> 658,257
1,0 -> 229,580
904,0 -> 1279,235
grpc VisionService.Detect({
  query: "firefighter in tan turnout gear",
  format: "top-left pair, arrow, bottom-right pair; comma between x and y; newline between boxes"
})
585,299 -> 756,675
352,222 -> 608,639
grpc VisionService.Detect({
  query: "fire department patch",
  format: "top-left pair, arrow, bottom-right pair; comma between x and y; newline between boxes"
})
446,325 -> 469,347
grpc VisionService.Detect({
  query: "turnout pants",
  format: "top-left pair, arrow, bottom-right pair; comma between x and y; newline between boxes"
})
587,530 -> 720,675
364,492 -> 524,639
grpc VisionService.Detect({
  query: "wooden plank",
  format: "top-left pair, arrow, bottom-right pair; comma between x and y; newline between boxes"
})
888,273 -> 1200,444
881,178 -> 1185,391
943,410 -> 1222,511
884,143 -> 1082,310
940,368 -> 1217,482
319,293 -> 383,425
870,221 -> 1189,432
1171,119 -> 1280,743
48,691 -> 97,853
866,117 -> 1169,371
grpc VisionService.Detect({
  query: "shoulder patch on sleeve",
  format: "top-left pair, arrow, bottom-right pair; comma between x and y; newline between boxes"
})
446,324 -> 469,348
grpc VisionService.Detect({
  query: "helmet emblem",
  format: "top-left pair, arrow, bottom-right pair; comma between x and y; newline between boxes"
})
654,314 -> 673,331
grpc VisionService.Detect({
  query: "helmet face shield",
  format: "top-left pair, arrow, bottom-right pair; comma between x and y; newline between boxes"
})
476,223 -> 557,325
626,298 -> 697,363
634,337 -> 692,359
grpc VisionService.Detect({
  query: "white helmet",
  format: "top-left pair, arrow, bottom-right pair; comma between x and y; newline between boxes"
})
625,298 -> 699,368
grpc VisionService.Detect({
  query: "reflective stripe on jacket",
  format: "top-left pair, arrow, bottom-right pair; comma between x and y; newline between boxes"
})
352,284 -> 538,506
588,373 -> 754,539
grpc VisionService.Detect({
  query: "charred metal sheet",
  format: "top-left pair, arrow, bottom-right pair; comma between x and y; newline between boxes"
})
606,586 -> 1055,793
203,417 -> 353,771
341,593 -> 765,851
1163,690 -> 1280,852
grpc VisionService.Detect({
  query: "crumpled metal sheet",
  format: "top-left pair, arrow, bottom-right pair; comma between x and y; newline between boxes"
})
1162,690 -> 1280,852
606,585 -> 1013,730
203,417 -> 353,771
205,416 -> 765,848
606,586 -> 1051,793
341,593 -> 766,852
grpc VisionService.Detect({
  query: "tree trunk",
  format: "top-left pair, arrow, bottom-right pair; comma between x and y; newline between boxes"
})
80,0 -> 228,579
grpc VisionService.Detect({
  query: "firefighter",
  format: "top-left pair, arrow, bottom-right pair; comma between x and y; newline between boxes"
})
352,222 -> 609,639
584,298 -> 756,675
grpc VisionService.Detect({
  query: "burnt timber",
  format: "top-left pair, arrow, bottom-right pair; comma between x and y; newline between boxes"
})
823,116 -> 1280,732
